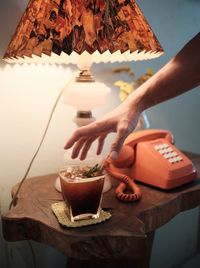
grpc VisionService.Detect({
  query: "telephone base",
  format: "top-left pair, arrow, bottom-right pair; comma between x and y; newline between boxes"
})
135,171 -> 197,190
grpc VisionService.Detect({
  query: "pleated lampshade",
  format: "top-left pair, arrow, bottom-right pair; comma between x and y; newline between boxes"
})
3,0 -> 164,64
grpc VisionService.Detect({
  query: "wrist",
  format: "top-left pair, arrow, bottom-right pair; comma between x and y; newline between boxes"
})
124,86 -> 147,114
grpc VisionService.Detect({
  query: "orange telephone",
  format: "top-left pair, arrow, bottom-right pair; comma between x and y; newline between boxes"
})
104,129 -> 197,202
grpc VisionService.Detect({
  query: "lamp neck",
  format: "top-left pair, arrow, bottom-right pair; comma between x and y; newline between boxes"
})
73,110 -> 96,127
75,70 -> 95,83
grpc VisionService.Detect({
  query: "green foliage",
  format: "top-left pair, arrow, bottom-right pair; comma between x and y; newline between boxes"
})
113,67 -> 154,102
83,164 -> 103,178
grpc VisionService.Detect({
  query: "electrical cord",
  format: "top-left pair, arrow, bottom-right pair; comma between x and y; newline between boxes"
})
9,85 -> 65,209
8,76 -> 73,210
8,75 -> 73,268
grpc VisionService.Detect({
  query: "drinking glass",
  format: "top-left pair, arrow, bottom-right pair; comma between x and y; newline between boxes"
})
59,168 -> 105,222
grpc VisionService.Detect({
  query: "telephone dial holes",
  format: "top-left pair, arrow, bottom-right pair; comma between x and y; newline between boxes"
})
176,156 -> 183,161
158,149 -> 165,154
164,154 -> 172,159
158,148 -> 173,154
154,143 -> 183,164
154,144 -> 173,152
166,148 -> 173,153
162,144 -> 169,148
171,152 -> 178,157
154,144 -> 168,150
168,156 -> 183,164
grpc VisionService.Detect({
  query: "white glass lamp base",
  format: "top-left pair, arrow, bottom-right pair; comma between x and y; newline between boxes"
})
54,176 -> 62,192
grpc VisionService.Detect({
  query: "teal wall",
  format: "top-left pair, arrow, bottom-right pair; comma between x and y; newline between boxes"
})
137,1 -> 200,267
94,0 -> 200,153
135,0 -> 200,154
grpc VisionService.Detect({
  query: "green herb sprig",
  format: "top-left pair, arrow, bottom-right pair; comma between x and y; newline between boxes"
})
83,164 -> 104,178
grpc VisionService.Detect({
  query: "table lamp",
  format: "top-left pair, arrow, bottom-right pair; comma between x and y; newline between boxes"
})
3,0 -> 163,193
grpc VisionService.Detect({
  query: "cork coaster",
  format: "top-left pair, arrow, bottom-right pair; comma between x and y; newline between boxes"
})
51,201 -> 112,228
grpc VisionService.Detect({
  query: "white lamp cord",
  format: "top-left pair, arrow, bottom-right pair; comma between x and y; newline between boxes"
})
7,75 -> 74,268
9,76 -> 73,210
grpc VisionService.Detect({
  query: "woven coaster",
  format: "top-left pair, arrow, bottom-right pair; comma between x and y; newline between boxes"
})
51,201 -> 112,228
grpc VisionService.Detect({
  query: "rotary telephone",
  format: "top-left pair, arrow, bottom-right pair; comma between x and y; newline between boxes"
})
104,129 -> 197,202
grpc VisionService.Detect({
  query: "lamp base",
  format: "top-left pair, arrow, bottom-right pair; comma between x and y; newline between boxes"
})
55,176 -> 62,192
55,107 -> 113,194
73,110 -> 95,127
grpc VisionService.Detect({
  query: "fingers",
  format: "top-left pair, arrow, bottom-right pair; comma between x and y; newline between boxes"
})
110,120 -> 130,159
79,137 -> 97,160
71,138 -> 87,159
64,117 -> 115,160
64,111 -> 135,160
71,135 -> 106,160
64,130 -> 82,150
97,134 -> 107,155
64,121 -> 107,150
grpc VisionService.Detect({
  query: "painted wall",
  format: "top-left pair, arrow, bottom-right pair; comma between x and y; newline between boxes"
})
0,0 -> 200,267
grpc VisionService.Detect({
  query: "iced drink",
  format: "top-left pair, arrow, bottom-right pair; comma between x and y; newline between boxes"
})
59,166 -> 104,222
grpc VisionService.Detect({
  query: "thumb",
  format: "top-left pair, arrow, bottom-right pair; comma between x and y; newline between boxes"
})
109,130 -> 127,160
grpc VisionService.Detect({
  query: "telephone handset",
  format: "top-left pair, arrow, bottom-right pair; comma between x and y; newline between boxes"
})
104,129 -> 197,202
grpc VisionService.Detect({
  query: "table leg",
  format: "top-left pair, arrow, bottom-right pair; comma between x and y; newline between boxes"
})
67,232 -> 155,268
197,206 -> 200,252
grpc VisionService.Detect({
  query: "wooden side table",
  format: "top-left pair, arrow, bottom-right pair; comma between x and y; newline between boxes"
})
2,152 -> 200,268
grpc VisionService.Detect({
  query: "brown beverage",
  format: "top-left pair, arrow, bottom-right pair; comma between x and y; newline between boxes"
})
59,167 -> 104,222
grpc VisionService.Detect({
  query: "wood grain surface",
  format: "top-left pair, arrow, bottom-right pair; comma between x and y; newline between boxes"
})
2,152 -> 200,261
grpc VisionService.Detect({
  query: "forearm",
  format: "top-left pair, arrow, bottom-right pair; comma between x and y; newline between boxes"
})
127,33 -> 200,112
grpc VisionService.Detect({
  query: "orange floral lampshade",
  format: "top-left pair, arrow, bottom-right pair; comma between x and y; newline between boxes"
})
4,0 -> 164,64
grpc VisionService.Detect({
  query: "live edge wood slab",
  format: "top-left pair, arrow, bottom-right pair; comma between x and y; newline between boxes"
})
2,152 -> 200,268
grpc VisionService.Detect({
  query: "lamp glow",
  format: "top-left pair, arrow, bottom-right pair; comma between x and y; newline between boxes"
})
3,0 -> 164,193
62,75 -> 110,111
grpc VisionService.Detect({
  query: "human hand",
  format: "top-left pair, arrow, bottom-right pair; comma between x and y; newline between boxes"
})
64,99 -> 142,160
